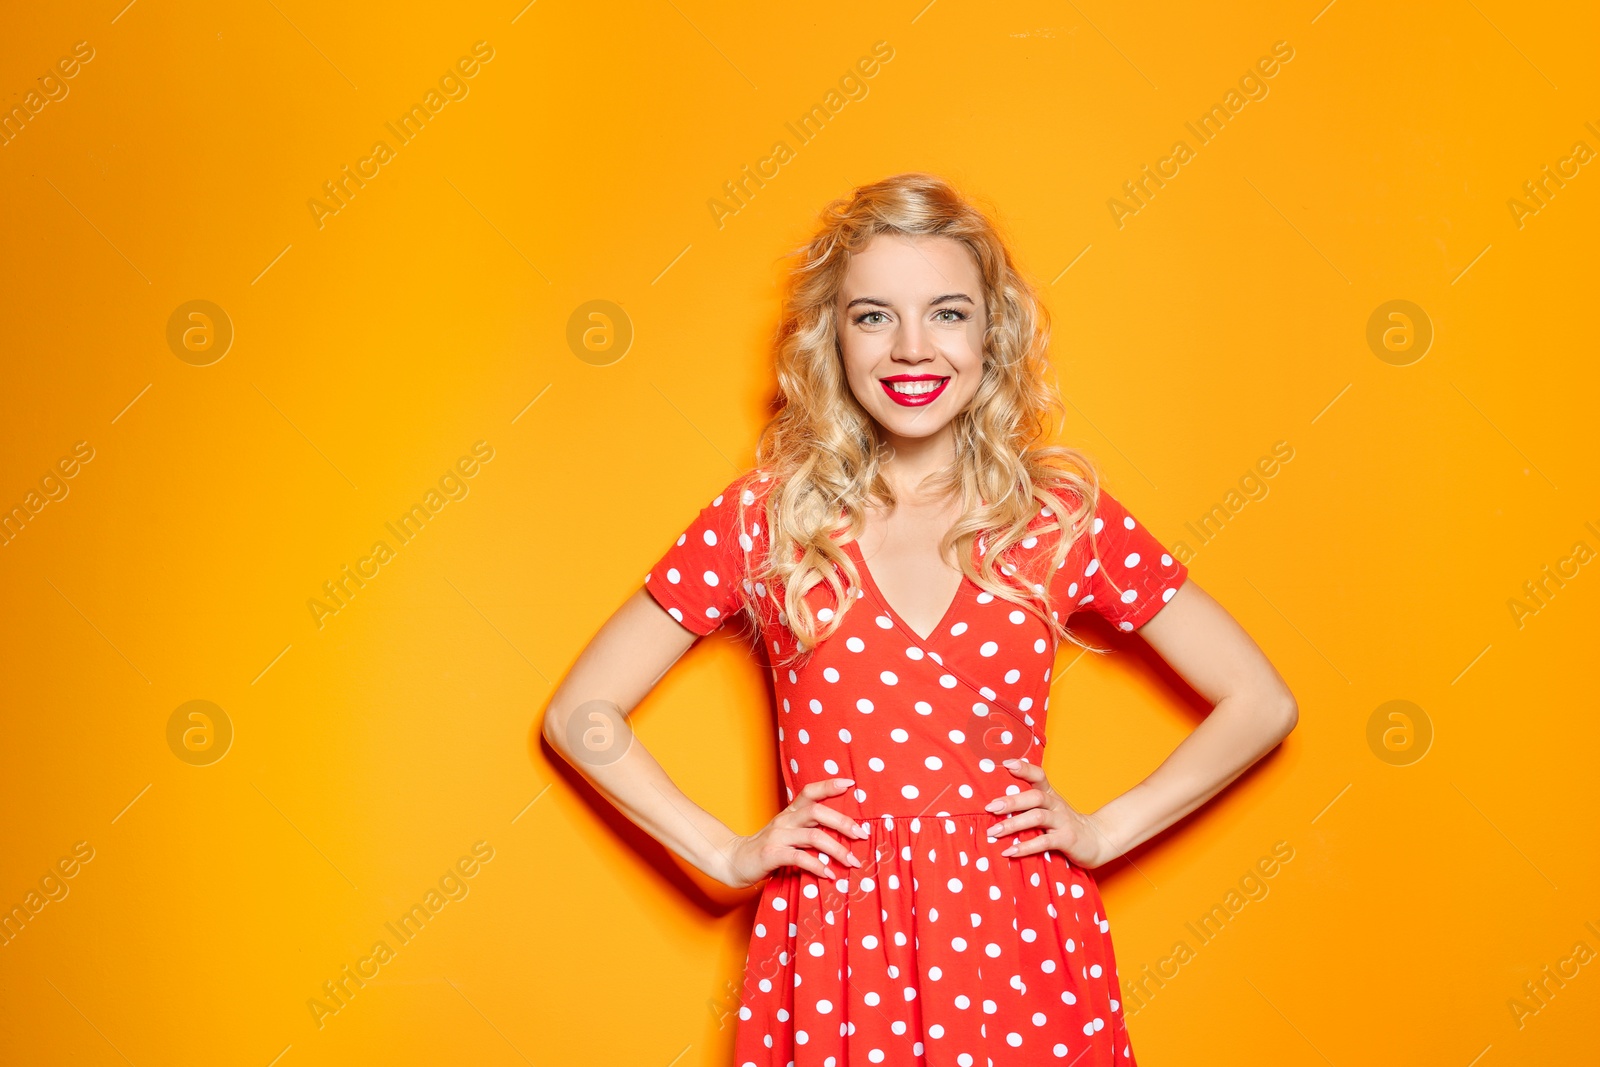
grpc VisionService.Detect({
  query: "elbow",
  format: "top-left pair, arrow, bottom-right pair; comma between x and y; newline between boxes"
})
539,704 -> 569,759
1275,692 -> 1299,740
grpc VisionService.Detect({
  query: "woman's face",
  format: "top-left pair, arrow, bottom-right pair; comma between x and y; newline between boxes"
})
836,234 -> 988,448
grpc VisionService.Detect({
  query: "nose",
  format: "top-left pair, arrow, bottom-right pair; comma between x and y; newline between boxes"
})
893,317 -> 934,365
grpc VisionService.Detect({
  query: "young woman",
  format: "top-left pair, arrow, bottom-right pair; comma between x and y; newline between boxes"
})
542,172 -> 1297,1065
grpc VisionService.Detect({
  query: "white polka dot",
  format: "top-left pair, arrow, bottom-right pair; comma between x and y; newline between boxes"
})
875,615 -> 893,629
703,530 -> 717,546
881,671 -> 898,685
1009,610 -> 1025,624
703,570 -> 720,586
857,698 -> 874,713
950,622 -> 968,636
1123,552 -> 1140,568
890,728 -> 909,742
914,701 -> 933,715
823,667 -> 839,682
979,641 -> 999,657
901,784 -> 919,799
666,568 -> 680,584
939,674 -> 957,688
846,637 -> 866,653
817,606 -> 834,622
925,756 -> 943,770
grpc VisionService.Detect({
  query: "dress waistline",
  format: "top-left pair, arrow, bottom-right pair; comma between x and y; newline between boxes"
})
854,810 -> 1002,825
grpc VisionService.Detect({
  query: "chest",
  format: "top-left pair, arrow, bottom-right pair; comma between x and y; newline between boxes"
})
851,503 -> 968,643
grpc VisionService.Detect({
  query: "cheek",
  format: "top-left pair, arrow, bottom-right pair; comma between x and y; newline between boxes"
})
838,338 -> 879,395
944,331 -> 986,384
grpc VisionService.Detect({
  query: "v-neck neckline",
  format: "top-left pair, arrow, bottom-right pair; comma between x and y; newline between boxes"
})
843,537 -> 970,644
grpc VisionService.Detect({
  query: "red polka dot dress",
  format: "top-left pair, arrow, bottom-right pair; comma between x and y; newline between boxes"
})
644,472 -> 1188,1066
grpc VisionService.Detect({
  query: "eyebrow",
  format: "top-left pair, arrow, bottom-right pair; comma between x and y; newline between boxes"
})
844,293 -> 975,310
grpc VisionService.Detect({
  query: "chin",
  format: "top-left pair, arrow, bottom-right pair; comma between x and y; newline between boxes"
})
874,409 -> 956,440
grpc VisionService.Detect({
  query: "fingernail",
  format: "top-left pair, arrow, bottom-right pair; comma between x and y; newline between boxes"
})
1002,846 -> 1017,856
1003,759 -> 1019,767
856,824 -> 870,838
839,778 -> 855,785
849,854 -> 862,867
984,800 -> 1004,812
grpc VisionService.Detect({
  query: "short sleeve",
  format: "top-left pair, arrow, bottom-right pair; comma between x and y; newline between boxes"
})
644,474 -> 763,636
1054,487 -> 1188,632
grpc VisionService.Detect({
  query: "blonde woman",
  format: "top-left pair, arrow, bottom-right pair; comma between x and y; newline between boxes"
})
542,173 -> 1297,1065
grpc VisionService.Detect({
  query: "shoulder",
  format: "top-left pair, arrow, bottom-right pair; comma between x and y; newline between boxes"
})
668,469 -> 773,518
1020,472 -> 1101,539
672,469 -> 777,558
693,469 -> 777,511
705,469 -> 777,526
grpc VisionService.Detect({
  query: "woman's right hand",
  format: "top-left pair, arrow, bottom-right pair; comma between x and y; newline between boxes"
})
719,778 -> 871,889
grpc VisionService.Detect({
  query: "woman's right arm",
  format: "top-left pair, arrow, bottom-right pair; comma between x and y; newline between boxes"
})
539,588 -> 868,891
540,588 -> 739,886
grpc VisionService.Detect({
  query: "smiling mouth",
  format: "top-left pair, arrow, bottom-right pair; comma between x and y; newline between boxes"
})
879,375 -> 950,407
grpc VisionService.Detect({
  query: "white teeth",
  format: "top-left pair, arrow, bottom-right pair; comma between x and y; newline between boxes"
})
887,379 -> 946,395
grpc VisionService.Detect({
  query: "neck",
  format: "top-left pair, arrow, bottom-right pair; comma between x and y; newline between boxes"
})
879,424 -> 957,506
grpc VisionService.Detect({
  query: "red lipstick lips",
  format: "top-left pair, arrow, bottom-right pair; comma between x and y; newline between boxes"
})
879,374 -> 950,407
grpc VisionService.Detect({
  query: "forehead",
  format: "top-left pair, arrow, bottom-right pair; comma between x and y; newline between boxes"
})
839,234 -> 982,301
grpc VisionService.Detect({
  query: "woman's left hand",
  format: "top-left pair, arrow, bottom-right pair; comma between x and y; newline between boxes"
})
984,757 -> 1121,869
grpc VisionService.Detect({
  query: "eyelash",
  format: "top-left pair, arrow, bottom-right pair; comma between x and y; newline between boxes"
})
852,308 -> 968,325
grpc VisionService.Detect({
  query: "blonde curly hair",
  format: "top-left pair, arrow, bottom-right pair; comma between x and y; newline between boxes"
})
738,172 -> 1111,661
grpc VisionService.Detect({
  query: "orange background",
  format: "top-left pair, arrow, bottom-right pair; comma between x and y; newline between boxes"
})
2,1 -> 1597,1064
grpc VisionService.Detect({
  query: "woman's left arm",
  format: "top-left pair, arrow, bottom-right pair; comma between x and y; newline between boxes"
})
1085,577 -> 1298,861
